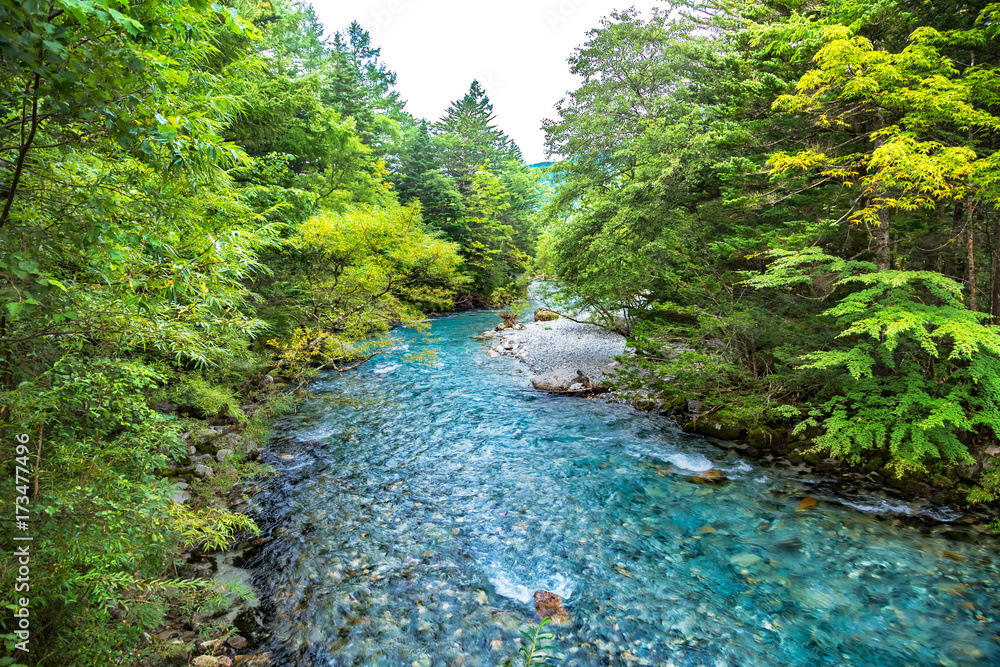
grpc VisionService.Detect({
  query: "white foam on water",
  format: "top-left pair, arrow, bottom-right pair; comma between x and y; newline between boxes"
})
725,460 -> 754,475
920,505 -> 963,522
373,362 -> 401,375
663,452 -> 714,472
486,563 -> 574,605
840,495 -> 961,522
840,497 -> 911,514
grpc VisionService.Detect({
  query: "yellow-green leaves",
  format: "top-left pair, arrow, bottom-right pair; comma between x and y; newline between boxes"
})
271,202 -> 465,375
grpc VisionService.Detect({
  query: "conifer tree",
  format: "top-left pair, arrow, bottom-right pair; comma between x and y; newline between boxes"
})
436,81 -> 521,193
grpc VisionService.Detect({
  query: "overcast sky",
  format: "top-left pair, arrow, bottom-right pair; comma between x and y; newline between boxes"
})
311,0 -> 665,163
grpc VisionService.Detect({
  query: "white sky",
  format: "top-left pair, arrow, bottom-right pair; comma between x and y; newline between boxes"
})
311,0 -> 665,163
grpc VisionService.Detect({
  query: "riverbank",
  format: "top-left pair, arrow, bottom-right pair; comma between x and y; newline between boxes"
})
487,311 -> 1000,532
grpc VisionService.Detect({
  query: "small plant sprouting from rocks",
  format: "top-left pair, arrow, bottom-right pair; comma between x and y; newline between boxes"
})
518,617 -> 561,666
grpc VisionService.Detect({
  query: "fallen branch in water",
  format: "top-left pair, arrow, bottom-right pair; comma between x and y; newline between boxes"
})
518,386 -> 611,396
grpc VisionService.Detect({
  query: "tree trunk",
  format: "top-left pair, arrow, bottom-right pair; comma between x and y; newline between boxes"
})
992,208 -> 1000,323
964,196 -> 977,312
872,118 -> 893,271
875,207 -> 893,271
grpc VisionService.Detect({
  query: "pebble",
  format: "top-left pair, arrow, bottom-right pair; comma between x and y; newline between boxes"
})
729,554 -> 763,568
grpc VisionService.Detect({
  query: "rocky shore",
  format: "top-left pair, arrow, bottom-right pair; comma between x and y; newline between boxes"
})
142,397 -> 282,667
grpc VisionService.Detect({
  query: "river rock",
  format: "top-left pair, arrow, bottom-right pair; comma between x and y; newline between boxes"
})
728,553 -> 762,568
188,428 -> 219,453
748,426 -> 781,448
172,490 -> 191,505
227,636 -> 248,650
213,432 -> 243,454
690,419 -> 744,441
534,590 -> 571,624
531,369 -> 591,392
194,464 -> 214,479
689,470 -> 728,485
534,307 -> 559,322
233,656 -> 271,667
193,657 -> 232,667
217,448 -> 235,463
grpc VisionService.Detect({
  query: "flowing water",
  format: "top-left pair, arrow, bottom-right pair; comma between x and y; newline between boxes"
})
243,309 -> 1000,666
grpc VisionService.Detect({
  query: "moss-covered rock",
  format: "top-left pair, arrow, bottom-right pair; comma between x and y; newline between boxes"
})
693,419 -> 744,441
634,398 -> 660,412
534,307 -> 559,322
662,396 -> 688,414
748,426 -> 782,449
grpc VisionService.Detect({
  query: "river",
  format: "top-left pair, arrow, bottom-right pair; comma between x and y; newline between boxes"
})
240,308 -> 1000,666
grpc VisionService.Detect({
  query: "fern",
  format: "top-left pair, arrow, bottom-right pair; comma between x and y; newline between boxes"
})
518,617 -> 562,666
755,261 -> 1000,476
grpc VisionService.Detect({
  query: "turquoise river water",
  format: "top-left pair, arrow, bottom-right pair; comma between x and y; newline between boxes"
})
243,309 -> 1000,666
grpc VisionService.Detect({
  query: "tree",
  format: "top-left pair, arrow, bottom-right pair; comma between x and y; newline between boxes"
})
268,201 -> 466,376
436,80 -> 521,193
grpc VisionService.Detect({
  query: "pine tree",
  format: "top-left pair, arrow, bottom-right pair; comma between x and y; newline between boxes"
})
325,32 -> 375,139
436,80 -> 521,193
392,120 -> 463,227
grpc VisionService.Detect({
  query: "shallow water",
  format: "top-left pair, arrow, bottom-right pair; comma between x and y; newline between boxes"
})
246,310 -> 1000,666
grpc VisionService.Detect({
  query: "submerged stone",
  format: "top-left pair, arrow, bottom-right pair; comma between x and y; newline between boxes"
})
689,470 -> 728,485
728,553 -> 762,568
534,590 -> 572,624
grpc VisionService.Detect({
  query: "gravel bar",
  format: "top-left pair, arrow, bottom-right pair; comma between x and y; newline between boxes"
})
492,316 -> 628,383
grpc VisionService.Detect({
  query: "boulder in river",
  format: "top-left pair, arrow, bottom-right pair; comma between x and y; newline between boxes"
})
689,470 -> 728,485
533,590 -> 571,625
531,369 -> 592,393
685,418 -> 744,441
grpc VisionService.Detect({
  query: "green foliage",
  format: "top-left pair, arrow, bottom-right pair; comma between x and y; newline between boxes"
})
266,201 -> 466,378
171,374 -> 248,423
789,268 -> 1000,474
168,505 -> 260,552
449,167 -> 532,295
518,617 -> 562,667
436,81 -> 522,193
